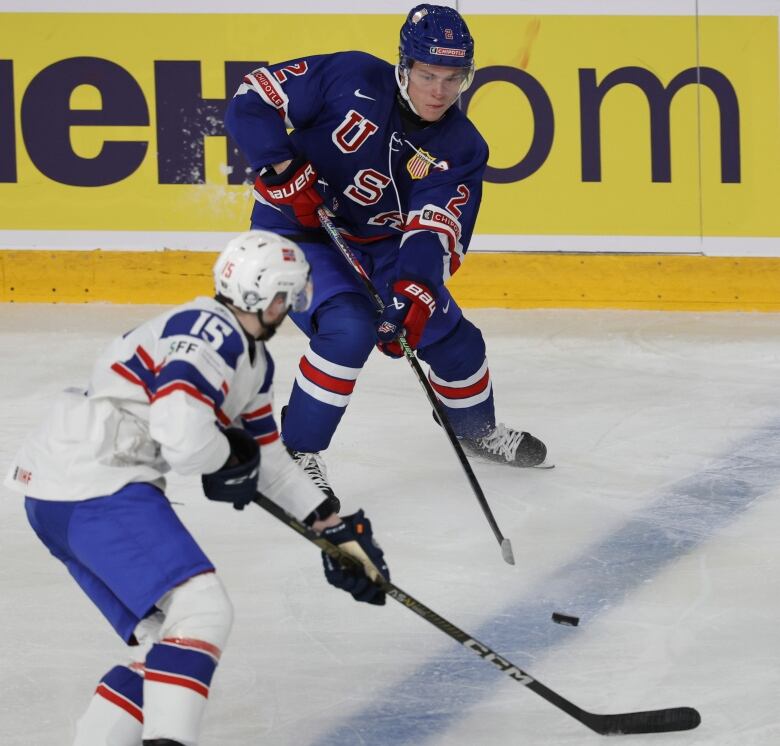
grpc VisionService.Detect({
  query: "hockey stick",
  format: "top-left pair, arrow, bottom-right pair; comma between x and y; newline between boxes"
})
316,207 -> 515,566
253,492 -> 702,736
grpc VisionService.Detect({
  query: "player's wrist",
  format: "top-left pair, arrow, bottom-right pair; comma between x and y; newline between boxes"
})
271,158 -> 293,174
311,512 -> 343,532
305,493 -> 341,528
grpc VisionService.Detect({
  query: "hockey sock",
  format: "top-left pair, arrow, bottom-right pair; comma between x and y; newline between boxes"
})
73,665 -> 144,746
418,318 -> 496,438
285,294 -> 375,452
142,640 -> 219,745
141,573 -> 232,746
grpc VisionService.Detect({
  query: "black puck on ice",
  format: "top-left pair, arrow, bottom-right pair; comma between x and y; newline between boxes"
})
552,612 -> 579,626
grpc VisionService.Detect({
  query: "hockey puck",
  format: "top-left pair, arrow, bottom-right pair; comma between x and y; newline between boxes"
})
552,612 -> 579,626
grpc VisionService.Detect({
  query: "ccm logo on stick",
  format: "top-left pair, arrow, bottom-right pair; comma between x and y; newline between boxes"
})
464,639 -> 533,684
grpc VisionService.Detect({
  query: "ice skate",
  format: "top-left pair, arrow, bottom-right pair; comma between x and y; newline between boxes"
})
287,447 -> 339,499
280,405 -> 339,500
462,423 -> 547,468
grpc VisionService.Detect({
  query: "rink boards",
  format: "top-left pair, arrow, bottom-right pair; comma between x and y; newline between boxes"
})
2,249 -> 780,311
0,3 -> 778,309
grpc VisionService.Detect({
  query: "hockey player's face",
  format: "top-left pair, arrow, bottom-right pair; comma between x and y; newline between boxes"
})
256,293 -> 291,340
407,63 -> 467,121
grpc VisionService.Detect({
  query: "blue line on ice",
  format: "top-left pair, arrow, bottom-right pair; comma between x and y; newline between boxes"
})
310,417 -> 780,745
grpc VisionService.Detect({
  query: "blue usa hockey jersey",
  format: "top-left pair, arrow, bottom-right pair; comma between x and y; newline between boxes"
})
225,51 -> 488,291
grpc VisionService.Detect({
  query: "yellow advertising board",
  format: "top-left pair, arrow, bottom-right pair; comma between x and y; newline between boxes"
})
1,12 -> 777,235
467,14 -> 779,239
0,11 -> 778,307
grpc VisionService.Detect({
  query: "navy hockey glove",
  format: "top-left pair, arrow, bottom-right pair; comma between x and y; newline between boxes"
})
201,428 -> 259,511
254,154 -> 324,229
321,510 -> 389,605
376,280 -> 436,358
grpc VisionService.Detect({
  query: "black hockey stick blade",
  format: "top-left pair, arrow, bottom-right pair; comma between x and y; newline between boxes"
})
254,493 -> 701,736
581,706 -> 701,735
526,670 -> 701,735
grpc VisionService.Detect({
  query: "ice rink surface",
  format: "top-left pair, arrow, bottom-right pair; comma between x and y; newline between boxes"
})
1,303 -> 779,745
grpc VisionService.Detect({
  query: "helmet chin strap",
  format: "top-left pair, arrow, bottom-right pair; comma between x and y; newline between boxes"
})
394,64 -> 422,116
254,305 -> 291,341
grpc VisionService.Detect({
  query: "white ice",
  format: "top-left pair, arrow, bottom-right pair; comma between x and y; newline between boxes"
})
1,304 -> 779,745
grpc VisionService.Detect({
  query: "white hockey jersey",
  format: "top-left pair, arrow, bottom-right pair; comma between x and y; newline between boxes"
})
4,297 -> 323,521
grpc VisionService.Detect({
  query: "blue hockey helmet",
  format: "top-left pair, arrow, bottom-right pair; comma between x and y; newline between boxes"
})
399,4 -> 474,72
396,4 -> 475,107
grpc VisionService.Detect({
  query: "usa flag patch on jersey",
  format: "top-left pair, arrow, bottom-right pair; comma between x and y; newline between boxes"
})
406,149 -> 437,180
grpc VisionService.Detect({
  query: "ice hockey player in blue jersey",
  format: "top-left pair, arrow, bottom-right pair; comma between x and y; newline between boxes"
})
225,4 -> 548,502
4,231 -> 389,746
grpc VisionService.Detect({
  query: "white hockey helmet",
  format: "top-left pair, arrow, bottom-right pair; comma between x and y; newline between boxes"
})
213,230 -> 312,314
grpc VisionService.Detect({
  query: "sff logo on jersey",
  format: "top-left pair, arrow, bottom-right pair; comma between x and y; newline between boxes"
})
406,149 -> 445,180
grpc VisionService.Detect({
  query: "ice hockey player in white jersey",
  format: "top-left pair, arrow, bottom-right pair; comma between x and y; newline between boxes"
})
4,230 -> 389,746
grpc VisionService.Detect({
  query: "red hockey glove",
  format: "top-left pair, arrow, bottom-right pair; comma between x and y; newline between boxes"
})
376,280 -> 436,358
254,154 -> 324,229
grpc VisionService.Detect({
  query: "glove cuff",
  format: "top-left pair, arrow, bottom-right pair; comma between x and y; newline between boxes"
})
304,494 -> 341,526
261,153 -> 310,186
392,279 -> 437,318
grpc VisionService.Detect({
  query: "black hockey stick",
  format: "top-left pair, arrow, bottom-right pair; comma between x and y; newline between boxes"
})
316,207 -> 515,566
253,492 -> 702,736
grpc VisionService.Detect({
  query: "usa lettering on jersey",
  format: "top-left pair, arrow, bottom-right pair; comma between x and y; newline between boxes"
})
225,50 -> 488,287
331,110 -> 379,154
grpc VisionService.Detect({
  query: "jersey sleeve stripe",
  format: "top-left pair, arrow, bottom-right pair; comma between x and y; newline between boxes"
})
242,403 -> 273,420
155,359 -> 226,409
242,418 -> 276,433
110,362 -> 152,400
153,382 -> 231,427
403,206 -> 465,279
135,345 -> 160,373
242,416 -> 277,439
243,67 -> 291,124
111,346 -> 161,394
